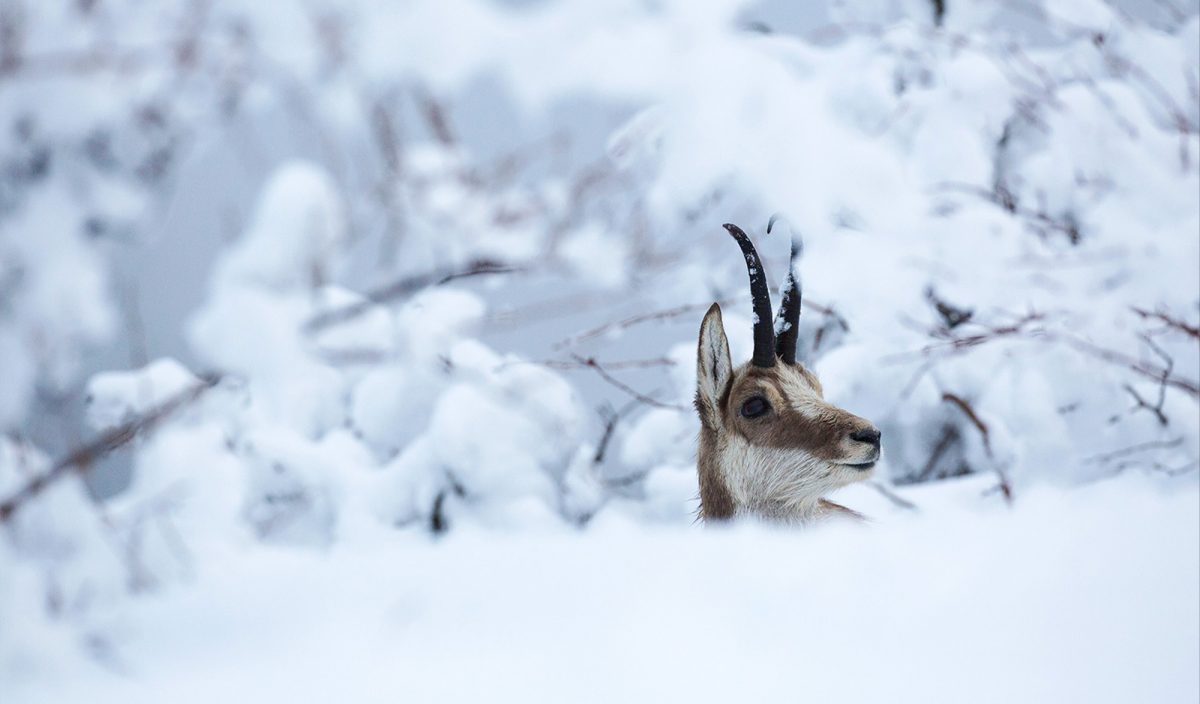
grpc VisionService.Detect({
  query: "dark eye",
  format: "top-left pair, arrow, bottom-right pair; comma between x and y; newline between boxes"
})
740,396 -> 770,419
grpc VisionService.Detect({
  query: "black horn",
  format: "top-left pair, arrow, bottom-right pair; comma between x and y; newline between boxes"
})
773,236 -> 802,365
723,223 -> 776,368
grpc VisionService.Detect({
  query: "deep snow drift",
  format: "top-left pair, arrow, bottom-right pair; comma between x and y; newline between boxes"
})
5,474 -> 1198,704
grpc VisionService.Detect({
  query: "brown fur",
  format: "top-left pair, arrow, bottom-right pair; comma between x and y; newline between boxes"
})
696,423 -> 736,521
721,366 -> 865,461
695,303 -> 880,524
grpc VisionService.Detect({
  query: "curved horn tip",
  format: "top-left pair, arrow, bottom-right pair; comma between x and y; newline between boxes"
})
721,222 -> 776,368
770,223 -> 803,365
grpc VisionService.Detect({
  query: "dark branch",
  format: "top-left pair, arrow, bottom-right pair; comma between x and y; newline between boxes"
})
536,357 -> 675,371
0,374 -> 221,524
868,480 -> 919,511
554,299 -> 734,350
304,259 -> 519,332
1085,437 -> 1183,465
942,392 -> 1013,503
569,354 -> 688,411
592,399 -> 640,465
1131,306 -> 1200,340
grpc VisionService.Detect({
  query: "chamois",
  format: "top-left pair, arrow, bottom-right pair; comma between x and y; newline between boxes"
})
695,224 -> 881,524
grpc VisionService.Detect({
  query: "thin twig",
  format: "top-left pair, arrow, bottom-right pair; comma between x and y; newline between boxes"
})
304,259 -> 520,332
913,423 -> 961,483
867,481 -> 919,511
933,181 -> 1083,243
1084,437 -> 1184,464
538,357 -> 676,371
891,313 -> 1199,400
1131,306 -> 1200,340
885,312 -> 1048,362
554,300 -> 732,350
1123,384 -> 1169,426
942,393 -> 993,456
942,392 -> 1013,503
1062,334 -> 1197,398
592,399 -> 640,465
0,374 -> 221,524
569,354 -> 688,411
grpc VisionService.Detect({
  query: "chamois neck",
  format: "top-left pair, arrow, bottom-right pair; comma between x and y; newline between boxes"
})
697,426 -> 864,524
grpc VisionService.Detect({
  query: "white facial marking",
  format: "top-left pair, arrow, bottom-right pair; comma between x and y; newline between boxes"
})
778,366 -> 824,419
713,364 -> 875,523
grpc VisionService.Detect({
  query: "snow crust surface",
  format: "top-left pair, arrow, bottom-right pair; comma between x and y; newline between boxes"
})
5,475 -> 1197,704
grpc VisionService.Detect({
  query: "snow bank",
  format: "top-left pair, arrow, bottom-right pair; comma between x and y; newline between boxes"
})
4,474 -> 1196,703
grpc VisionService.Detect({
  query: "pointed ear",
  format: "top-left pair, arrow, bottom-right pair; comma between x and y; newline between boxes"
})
696,303 -> 732,428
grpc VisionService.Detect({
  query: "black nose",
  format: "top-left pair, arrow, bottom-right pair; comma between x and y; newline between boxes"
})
850,427 -> 881,448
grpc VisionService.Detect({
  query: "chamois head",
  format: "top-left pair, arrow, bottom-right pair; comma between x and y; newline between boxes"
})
694,223 -> 881,523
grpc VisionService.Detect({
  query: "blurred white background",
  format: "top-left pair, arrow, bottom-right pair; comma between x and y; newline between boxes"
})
1,1 -> 1197,701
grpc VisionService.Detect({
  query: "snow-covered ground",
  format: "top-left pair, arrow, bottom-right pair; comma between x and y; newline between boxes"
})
6,474 -> 1197,703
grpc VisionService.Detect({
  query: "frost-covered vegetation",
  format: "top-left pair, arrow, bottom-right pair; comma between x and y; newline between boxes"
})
1,0 -> 1198,701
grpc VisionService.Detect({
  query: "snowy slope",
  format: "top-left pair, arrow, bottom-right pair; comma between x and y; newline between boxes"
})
6,474 -> 1197,704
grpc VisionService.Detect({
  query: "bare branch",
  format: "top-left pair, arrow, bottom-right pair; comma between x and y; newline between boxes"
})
1123,383 -> 1169,426
569,354 -> 688,411
892,310 -> 1199,400
413,85 -> 456,146
1084,437 -> 1184,465
942,393 -> 993,455
536,356 -> 676,371
304,259 -> 520,332
1062,334 -> 1197,398
0,374 -> 221,524
1132,306 -> 1200,340
886,311 -> 1048,362
933,181 -> 1083,243
942,392 -> 1013,503
554,300 -> 733,350
867,481 -> 919,511
925,286 -> 974,330
909,423 -> 963,484
592,399 -> 640,466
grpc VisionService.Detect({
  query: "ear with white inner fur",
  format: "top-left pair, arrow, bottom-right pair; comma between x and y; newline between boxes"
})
695,303 -> 732,429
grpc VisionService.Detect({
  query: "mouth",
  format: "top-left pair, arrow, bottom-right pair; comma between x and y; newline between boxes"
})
843,461 -> 876,471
